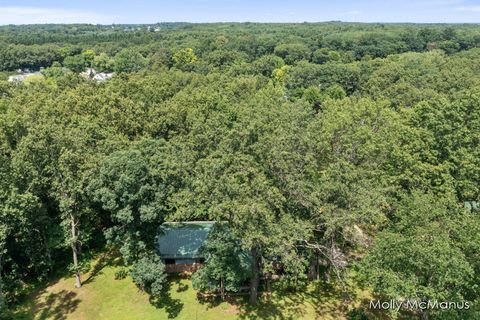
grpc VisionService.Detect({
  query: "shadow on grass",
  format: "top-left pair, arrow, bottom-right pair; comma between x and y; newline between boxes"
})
13,289 -> 80,320
195,286 -> 309,319
195,280 -> 359,320
12,250 -> 122,320
36,290 -> 80,320
197,294 -> 224,309
149,275 -> 184,318
82,251 -> 124,285
308,281 -> 353,319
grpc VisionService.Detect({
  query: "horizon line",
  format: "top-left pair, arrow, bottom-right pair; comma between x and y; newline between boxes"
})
1,21 -> 480,26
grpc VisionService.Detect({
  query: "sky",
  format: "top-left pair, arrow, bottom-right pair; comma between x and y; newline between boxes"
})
0,0 -> 480,25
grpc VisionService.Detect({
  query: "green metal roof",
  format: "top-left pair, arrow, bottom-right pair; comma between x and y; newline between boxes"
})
156,221 -> 215,259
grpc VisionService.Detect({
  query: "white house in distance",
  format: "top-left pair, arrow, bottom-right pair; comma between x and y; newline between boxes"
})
80,68 -> 114,82
8,71 -> 43,83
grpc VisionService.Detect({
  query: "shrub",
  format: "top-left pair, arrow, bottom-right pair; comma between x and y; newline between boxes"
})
130,255 -> 167,297
114,268 -> 128,280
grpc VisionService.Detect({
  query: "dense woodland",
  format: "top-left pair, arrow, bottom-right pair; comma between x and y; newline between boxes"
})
0,23 -> 480,319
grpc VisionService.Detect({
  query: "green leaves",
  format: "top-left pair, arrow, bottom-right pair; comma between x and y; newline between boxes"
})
360,192 -> 479,303
1,22 -> 480,314
172,48 -> 198,70
114,49 -> 149,73
90,140 -> 173,263
192,224 -> 251,293
131,255 -> 167,297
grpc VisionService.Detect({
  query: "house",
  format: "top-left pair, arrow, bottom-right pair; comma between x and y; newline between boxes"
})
80,68 -> 114,82
8,71 -> 42,83
93,72 -> 114,82
156,221 -> 215,273
80,68 -> 96,79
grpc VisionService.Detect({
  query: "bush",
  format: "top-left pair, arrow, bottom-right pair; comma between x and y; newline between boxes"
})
130,255 -> 167,297
114,268 -> 128,280
347,308 -> 369,320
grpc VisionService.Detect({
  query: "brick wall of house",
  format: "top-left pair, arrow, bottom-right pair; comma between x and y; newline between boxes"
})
165,262 -> 203,273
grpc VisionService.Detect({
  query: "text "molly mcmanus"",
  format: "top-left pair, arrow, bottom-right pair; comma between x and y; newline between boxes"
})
369,300 -> 471,312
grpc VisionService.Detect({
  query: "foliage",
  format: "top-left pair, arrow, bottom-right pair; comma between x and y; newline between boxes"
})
172,48 -> 197,69
274,43 -> 311,64
63,54 -> 87,73
1,22 -> 480,317
114,268 -> 129,280
192,224 -> 251,293
93,53 -> 114,72
130,255 -> 167,297
360,192 -> 480,317
114,48 -> 149,73
90,140 -> 173,263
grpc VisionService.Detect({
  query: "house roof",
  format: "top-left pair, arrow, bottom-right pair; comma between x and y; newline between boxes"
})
156,221 -> 215,259
8,72 -> 42,83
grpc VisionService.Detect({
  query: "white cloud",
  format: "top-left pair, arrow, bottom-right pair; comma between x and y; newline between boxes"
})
0,7 -> 118,25
415,0 -> 464,5
455,5 -> 480,12
345,10 -> 361,15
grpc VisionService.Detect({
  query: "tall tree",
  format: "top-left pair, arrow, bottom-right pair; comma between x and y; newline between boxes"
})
90,139 -> 173,263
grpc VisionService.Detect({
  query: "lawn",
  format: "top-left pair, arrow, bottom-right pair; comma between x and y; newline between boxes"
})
13,253 -> 374,320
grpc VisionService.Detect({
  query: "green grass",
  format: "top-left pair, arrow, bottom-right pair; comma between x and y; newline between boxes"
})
13,253 -> 374,320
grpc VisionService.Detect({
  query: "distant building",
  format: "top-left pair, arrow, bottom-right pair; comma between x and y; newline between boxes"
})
93,72 -> 114,82
80,68 -> 114,82
8,71 -> 42,83
156,221 -> 215,273
80,68 -> 96,79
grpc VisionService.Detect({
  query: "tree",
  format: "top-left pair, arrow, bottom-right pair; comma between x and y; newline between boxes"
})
272,65 -> 290,85
81,50 -> 96,66
131,255 -> 167,297
63,54 -> 87,73
0,213 -> 7,316
360,192 -> 480,319
172,48 -> 197,69
93,53 -> 114,72
175,85 -> 312,304
274,43 -> 311,64
252,55 -> 285,77
114,49 -> 148,73
300,97 -> 404,288
204,50 -> 247,68
192,224 -> 251,299
312,48 -> 329,64
90,140 -> 172,263
41,61 -> 72,79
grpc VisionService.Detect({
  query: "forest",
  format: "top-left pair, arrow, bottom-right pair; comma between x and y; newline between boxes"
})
0,22 -> 479,319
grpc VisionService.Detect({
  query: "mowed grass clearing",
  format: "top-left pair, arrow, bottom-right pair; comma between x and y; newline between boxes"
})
13,254 -> 373,320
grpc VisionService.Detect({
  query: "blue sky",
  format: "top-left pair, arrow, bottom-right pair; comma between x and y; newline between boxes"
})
0,0 -> 480,24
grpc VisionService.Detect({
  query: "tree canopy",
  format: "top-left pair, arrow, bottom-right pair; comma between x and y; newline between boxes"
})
0,22 -> 479,318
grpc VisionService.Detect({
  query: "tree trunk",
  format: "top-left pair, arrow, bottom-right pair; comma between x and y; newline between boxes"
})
265,272 -> 271,293
316,258 -> 320,281
249,247 -> 260,305
70,214 -> 81,288
421,308 -> 430,320
0,280 -> 3,311
0,254 -> 4,310
307,258 -> 319,281
220,277 -> 225,300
